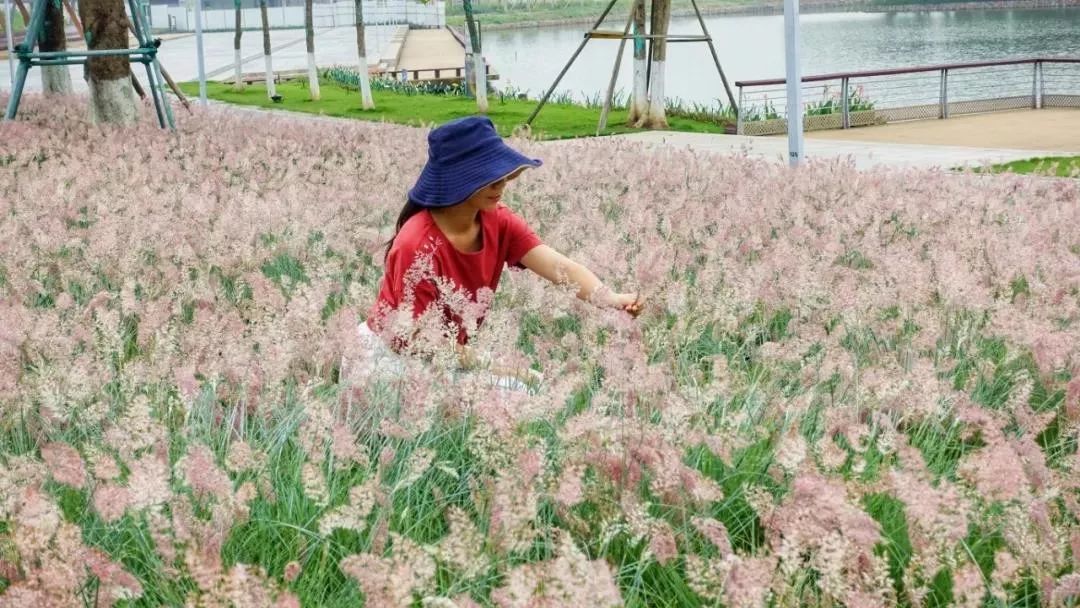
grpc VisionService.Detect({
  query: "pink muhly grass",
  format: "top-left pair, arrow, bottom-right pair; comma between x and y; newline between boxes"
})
491,531 -> 622,608
1,95 -> 1079,608
283,561 -> 302,583
180,442 -> 234,502
692,516 -> 734,558
339,533 -> 437,607
723,555 -> 777,608
40,442 -> 86,489
648,521 -> 679,565
951,562 -> 987,608
93,483 -> 133,523
330,422 -> 370,469
1051,573 -> 1080,607
553,464 -> 585,509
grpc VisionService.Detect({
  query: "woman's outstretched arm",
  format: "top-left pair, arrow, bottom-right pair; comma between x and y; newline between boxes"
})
520,245 -> 644,317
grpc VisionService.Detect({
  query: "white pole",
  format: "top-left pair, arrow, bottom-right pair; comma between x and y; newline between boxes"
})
4,0 -> 15,90
194,0 -> 207,104
783,0 -> 803,166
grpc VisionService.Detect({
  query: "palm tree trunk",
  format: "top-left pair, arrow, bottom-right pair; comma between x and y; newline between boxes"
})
79,0 -> 137,124
355,0 -> 373,109
233,0 -> 244,89
259,0 -> 276,99
627,0 -> 647,125
41,0 -> 73,95
304,0 -> 319,99
462,0 -> 487,113
643,0 -> 669,128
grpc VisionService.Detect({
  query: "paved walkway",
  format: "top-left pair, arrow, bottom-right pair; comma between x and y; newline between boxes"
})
0,25 -> 396,95
807,108 -> 1080,153
203,104 -> 1072,171
614,130 -> 1072,170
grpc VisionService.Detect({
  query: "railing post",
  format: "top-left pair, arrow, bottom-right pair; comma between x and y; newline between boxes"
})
1032,60 -> 1039,109
939,68 -> 949,119
736,85 -> 744,135
1039,60 -> 1045,108
841,76 -> 850,129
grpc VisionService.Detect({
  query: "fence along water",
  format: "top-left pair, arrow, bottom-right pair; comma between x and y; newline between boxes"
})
735,57 -> 1080,136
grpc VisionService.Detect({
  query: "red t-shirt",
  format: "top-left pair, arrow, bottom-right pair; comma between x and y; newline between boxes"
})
367,204 -> 542,345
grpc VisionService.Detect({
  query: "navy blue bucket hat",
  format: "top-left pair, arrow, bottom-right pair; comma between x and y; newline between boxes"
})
408,116 -> 542,208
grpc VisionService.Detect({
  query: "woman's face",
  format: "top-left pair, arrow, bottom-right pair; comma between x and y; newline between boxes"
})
464,168 -> 524,211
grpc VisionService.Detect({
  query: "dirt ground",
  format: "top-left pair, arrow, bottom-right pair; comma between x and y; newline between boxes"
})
807,108 -> 1080,153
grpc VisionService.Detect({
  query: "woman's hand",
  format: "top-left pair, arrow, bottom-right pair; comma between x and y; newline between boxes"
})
609,292 -> 645,317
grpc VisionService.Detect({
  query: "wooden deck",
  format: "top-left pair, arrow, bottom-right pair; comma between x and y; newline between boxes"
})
233,25 -> 498,87
372,26 -> 498,84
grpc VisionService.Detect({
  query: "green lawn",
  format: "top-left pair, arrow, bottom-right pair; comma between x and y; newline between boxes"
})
990,156 -> 1080,177
178,80 -> 730,140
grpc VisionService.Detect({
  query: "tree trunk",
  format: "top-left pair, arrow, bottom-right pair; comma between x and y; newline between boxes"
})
462,0 -> 487,113
62,0 -> 83,37
259,0 -> 276,99
41,0 -> 73,95
79,0 -> 137,124
12,0 -> 29,24
233,0 -> 244,89
627,0 -> 647,125
355,0 -> 373,109
304,0 -> 319,99
642,0 -> 669,128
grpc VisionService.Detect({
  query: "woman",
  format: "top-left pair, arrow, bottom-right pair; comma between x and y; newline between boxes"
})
363,116 -> 643,387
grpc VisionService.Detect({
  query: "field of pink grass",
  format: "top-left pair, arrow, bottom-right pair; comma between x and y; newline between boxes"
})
0,97 -> 1078,607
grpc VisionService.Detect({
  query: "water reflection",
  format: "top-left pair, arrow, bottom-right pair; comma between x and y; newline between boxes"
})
483,8 -> 1080,105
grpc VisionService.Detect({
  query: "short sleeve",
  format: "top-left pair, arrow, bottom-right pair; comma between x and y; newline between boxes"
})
393,246 -> 441,320
378,239 -> 441,322
500,206 -> 543,268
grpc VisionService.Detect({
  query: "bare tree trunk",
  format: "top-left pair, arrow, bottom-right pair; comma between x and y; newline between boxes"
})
642,0 -> 669,128
462,0 -> 487,113
41,0 -> 73,95
12,0 -> 29,24
233,0 -> 244,89
259,0 -> 276,99
79,0 -> 137,124
304,0 -> 319,99
355,0 -> 373,109
627,0 -> 647,125
62,0 -> 83,36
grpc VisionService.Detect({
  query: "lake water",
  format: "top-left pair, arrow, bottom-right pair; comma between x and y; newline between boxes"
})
481,8 -> 1080,106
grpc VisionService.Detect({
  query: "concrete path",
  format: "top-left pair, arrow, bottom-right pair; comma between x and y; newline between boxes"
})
0,24 -> 397,95
193,103 -> 1072,172
613,130 -> 1071,170
807,108 -> 1080,153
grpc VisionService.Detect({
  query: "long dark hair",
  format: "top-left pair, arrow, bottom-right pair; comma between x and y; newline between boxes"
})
385,199 -> 425,262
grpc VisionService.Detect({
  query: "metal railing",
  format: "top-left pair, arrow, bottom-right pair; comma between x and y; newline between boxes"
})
735,57 -> 1080,136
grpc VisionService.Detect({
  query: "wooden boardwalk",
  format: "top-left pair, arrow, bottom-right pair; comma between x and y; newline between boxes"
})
373,26 -> 497,84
